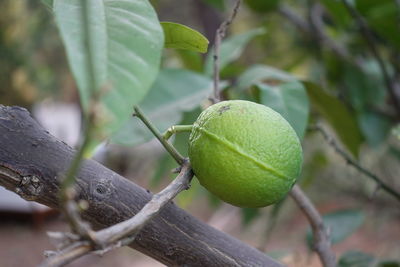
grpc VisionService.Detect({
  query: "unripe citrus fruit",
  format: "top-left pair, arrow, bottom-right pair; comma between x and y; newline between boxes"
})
188,100 -> 302,208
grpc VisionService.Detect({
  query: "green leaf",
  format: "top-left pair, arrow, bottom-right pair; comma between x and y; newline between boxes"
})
343,61 -> 386,112
175,50 -> 203,72
320,0 -> 351,28
202,0 -> 225,10
378,261 -> 400,267
303,82 -> 363,157
392,124 -> 400,140
54,0 -> 163,143
204,28 -> 266,76
257,81 -> 309,140
161,22 -> 209,53
244,0 -> 279,13
41,0 -> 53,9
236,64 -> 296,91
307,209 -> 365,246
358,111 -> 390,147
111,69 -> 213,145
338,251 -> 376,267
355,0 -> 400,49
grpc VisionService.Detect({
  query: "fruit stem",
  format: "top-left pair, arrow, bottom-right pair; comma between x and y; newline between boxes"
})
133,106 -> 185,165
163,125 -> 193,140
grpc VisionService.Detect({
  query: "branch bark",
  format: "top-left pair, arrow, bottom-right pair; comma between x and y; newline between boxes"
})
290,185 -> 336,267
0,105 -> 282,267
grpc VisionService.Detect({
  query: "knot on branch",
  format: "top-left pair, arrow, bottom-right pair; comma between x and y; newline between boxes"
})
90,179 -> 113,201
15,175 -> 43,200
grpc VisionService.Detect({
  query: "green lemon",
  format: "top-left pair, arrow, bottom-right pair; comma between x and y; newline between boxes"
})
188,100 -> 303,208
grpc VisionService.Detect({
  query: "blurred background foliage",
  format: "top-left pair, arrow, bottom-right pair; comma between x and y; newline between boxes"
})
1,0 -> 400,266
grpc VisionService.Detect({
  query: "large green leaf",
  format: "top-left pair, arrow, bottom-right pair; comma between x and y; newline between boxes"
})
303,82 -> 363,157
236,64 -> 296,91
307,209 -> 365,246
204,28 -> 266,76
54,0 -> 163,142
257,82 -> 309,140
161,22 -> 209,53
111,69 -> 213,145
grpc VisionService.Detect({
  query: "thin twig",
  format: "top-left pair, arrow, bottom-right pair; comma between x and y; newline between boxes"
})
40,162 -> 194,267
290,185 -> 336,267
94,160 -> 194,244
341,0 -> 400,117
312,124 -> 400,202
40,242 -> 91,267
212,0 -> 241,104
133,106 -> 185,165
59,0 -> 98,239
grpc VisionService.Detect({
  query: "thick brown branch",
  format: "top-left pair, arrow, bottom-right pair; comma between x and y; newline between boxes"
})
41,163 -> 194,267
0,105 -> 282,267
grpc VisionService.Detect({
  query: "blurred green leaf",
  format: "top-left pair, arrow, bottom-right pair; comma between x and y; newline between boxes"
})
241,208 -> 260,226
339,250 -> 400,267
257,81 -> 309,140
355,0 -> 400,49
41,0 -> 53,9
266,250 -> 290,261
320,0 -> 351,28
358,111 -> 390,147
378,261 -> 400,267
236,64 -> 296,91
244,0 -> 279,13
202,0 -> 225,10
204,28 -> 266,76
175,50 -> 203,72
307,209 -> 365,246
392,124 -> 400,140
343,62 -> 386,112
161,22 -> 209,53
111,69 -> 212,145
54,0 -> 163,144
338,251 -> 376,267
303,82 -> 363,157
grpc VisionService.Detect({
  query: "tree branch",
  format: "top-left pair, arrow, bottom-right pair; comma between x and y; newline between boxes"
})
290,185 -> 336,267
0,105 -> 283,267
40,162 -> 194,267
212,0 -> 241,103
311,124 -> 400,202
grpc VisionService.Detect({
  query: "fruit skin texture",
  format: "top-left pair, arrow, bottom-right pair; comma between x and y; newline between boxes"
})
188,100 -> 303,208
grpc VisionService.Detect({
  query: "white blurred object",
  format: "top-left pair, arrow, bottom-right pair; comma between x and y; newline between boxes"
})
0,186 -> 48,212
33,100 -> 81,147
